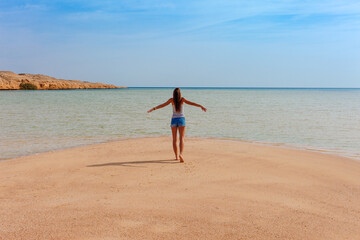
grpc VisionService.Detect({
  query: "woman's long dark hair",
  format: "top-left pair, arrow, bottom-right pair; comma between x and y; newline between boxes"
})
173,88 -> 182,112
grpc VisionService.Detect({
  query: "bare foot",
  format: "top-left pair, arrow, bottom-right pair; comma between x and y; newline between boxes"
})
175,156 -> 179,160
179,154 -> 184,163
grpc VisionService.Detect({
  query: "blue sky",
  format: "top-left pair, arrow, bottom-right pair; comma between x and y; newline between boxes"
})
0,0 -> 359,87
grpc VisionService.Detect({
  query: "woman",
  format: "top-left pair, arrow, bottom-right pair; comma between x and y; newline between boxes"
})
147,88 -> 207,163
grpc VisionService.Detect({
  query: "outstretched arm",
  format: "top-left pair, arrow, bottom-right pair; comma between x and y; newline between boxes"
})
147,98 -> 172,113
183,98 -> 207,112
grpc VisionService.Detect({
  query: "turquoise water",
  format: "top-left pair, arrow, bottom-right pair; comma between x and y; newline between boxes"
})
1,88 -> 360,160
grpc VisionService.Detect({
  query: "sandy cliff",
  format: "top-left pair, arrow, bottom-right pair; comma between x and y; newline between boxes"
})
0,71 -> 125,90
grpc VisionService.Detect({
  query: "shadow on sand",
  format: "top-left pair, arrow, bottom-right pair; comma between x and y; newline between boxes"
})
87,159 -> 178,168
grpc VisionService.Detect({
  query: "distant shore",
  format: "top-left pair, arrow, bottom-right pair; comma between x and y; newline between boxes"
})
0,71 -> 126,90
1,137 -> 359,239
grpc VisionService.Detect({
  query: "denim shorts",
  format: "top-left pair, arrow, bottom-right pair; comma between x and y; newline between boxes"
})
171,117 -> 186,127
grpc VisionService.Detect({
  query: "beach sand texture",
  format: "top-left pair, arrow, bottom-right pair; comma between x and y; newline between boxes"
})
1,137 -> 360,240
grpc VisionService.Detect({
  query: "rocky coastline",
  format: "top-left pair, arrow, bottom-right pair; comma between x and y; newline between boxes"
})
0,71 -> 125,90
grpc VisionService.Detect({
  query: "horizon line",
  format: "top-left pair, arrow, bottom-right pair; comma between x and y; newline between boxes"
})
125,87 -> 360,89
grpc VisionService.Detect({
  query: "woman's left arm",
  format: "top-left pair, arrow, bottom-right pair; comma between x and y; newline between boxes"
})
183,98 -> 207,112
147,98 -> 172,113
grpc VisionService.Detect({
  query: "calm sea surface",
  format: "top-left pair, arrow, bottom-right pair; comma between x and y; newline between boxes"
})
1,88 -> 360,160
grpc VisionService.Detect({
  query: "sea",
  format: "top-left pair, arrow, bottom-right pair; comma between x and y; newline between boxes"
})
1,88 -> 360,160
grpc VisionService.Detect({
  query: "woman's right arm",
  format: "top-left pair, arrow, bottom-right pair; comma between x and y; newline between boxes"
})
183,98 -> 207,112
147,98 -> 172,113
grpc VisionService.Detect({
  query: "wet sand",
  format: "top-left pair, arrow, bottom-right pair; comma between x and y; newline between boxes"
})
1,137 -> 360,240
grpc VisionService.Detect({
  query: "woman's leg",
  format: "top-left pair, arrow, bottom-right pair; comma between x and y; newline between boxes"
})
178,126 -> 185,162
171,127 -> 178,160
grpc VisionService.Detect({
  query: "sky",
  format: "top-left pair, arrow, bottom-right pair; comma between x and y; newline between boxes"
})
0,0 -> 359,87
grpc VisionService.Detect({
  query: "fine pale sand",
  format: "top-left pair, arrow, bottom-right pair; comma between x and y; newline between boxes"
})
1,137 -> 360,240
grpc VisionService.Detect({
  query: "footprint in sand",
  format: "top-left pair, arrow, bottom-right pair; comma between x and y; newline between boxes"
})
120,219 -> 144,228
150,223 -> 178,233
184,162 -> 196,174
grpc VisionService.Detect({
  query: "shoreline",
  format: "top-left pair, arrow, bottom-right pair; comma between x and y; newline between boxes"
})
1,136 -> 360,239
2,135 -> 359,162
195,136 -> 360,161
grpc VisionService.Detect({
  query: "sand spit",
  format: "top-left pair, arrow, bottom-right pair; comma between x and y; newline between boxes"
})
1,137 -> 360,239
0,71 -> 125,90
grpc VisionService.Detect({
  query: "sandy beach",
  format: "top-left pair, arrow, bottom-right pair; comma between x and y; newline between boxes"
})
1,137 -> 360,239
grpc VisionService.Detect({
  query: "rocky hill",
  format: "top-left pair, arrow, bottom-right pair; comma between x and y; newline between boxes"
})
0,71 -> 125,90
